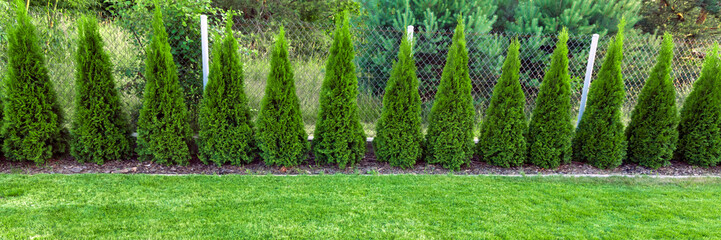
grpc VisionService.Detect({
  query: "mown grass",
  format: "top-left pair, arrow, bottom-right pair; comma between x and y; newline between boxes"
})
1,174 -> 719,239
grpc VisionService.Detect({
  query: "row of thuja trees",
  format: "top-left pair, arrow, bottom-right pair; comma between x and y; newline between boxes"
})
5,0 -> 721,170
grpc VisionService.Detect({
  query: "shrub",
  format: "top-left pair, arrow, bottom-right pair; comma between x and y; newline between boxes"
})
2,0 -> 67,163
70,15 -> 132,164
424,18 -> 475,171
675,44 -> 721,167
198,14 -> 256,166
625,33 -> 678,169
526,28 -> 573,169
373,32 -> 423,169
135,7 -> 192,165
312,11 -> 366,169
572,20 -> 627,169
256,26 -> 308,167
477,39 -> 527,168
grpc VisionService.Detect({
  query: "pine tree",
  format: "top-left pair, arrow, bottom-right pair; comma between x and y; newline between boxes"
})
373,32 -> 423,169
3,0 -> 67,163
136,6 -> 192,165
256,26 -> 308,167
312,11 -> 366,169
526,28 -> 573,169
572,20 -> 627,169
70,15 -> 132,164
424,18 -> 475,171
477,39 -> 527,168
198,14 -> 256,166
625,33 -> 678,169
675,44 -> 721,167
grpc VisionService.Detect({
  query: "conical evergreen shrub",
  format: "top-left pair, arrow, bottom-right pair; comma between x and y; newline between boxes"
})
136,7 -> 192,165
3,0 -> 67,163
373,32 -> 423,169
625,33 -> 678,169
71,15 -> 132,164
424,18 -> 475,171
312,11 -> 366,169
477,39 -> 527,168
198,14 -> 256,166
256,26 -> 307,167
526,29 -> 573,169
572,21 -> 627,169
675,45 -> 721,167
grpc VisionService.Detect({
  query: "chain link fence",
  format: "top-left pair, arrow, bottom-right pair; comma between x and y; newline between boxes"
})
0,15 -> 718,137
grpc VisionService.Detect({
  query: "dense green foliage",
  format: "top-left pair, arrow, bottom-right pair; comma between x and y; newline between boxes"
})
572,21 -> 627,169
625,33 -> 678,169
256,26 -> 308,167
373,32 -> 423,169
198,16 -> 256,166
424,19 -> 475,171
526,28 -> 573,169
2,0 -> 67,163
312,11 -> 366,169
675,45 -> 721,167
135,7 -> 192,165
70,15 -> 131,164
477,39 -> 527,168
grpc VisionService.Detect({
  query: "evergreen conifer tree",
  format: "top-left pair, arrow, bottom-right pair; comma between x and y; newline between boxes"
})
312,11 -> 366,168
625,33 -> 678,169
3,0 -> 67,163
477,39 -> 527,168
373,32 -> 423,169
572,20 -> 627,169
526,28 -> 573,169
424,18 -> 475,171
136,6 -> 192,165
675,44 -> 721,167
70,15 -> 132,164
198,13 -> 256,166
256,26 -> 308,167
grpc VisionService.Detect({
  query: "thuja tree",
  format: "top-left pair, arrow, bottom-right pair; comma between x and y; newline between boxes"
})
526,28 -> 573,169
256,26 -> 307,167
71,15 -> 132,164
198,15 -> 256,166
572,21 -> 627,169
424,18 -> 475,171
373,32 -> 423,169
675,45 -> 721,167
477,39 -> 527,168
312,11 -> 366,169
3,0 -> 67,163
136,7 -> 192,165
625,33 -> 678,169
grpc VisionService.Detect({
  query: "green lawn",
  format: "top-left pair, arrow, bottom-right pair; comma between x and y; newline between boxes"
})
1,174 -> 720,239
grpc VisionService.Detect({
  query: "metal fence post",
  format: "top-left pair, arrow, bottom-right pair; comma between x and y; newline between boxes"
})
201,15 -> 209,89
576,34 -> 600,128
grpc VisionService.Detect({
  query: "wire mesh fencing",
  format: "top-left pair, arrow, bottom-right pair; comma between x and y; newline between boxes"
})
0,15 -> 717,137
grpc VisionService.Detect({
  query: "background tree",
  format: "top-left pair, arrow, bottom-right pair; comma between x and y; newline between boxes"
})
71,15 -> 132,164
478,39 -> 527,168
625,33 -> 678,169
675,45 -> 721,167
572,20 -> 627,169
424,18 -> 475,171
373,32 -> 423,169
312,11 -> 366,169
526,28 -> 573,169
198,14 -> 256,166
2,0 -> 67,163
256,26 -> 308,167
135,6 -> 192,165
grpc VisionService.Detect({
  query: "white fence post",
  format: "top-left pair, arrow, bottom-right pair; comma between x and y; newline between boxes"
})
407,25 -> 414,55
201,15 -> 209,89
576,34 -> 600,128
